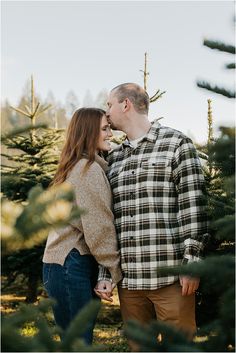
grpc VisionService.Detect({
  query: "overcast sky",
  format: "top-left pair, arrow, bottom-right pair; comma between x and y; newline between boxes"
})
1,0 -> 235,143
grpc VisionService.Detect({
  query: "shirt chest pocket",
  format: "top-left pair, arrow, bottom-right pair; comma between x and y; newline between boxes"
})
141,157 -> 171,170
140,157 -> 173,185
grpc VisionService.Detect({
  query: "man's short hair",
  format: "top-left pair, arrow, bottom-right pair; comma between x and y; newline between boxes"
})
112,83 -> 150,114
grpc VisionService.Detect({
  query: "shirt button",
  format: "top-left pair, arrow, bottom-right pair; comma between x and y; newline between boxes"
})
130,236 -> 134,240
131,170 -> 135,174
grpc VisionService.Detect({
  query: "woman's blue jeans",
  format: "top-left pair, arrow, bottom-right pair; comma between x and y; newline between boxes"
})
43,248 -> 99,344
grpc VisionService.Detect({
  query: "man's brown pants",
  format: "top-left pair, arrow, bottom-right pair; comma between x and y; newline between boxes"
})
118,282 -> 196,351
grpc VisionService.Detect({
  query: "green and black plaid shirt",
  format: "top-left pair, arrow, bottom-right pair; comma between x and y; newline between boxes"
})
105,119 -> 208,290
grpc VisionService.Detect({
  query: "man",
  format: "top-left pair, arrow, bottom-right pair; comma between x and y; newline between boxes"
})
95,83 -> 208,349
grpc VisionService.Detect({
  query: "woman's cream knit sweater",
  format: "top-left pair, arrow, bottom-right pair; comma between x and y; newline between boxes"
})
43,155 -> 122,285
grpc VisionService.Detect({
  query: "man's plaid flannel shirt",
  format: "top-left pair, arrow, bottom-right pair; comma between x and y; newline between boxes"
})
99,119 -> 208,290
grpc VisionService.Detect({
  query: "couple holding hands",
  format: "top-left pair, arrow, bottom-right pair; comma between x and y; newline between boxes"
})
43,83 -> 208,351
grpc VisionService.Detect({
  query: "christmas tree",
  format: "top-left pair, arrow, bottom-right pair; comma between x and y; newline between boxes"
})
1,76 -> 65,302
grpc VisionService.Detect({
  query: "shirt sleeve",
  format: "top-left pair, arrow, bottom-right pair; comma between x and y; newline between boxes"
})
71,162 -> 122,284
172,138 -> 209,264
98,265 -> 112,282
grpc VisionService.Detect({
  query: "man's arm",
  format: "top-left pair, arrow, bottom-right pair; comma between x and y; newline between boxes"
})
172,137 -> 209,295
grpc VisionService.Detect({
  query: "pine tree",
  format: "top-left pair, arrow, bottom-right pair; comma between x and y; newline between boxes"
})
140,52 -> 166,102
1,76 -> 65,302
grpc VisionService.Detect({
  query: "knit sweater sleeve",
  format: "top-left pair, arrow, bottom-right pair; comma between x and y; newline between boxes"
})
69,161 -> 122,285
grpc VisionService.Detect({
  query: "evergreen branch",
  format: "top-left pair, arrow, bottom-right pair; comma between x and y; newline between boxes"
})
10,106 -> 31,118
61,300 -> 101,351
37,104 -> 53,117
32,102 -> 40,118
0,163 -> 16,169
196,80 -> 236,98
1,124 -> 48,142
158,255 -> 234,294
125,320 -> 201,352
24,105 -> 32,115
225,63 -> 235,69
1,154 -> 24,162
203,39 -> 235,54
214,214 -> 235,241
150,90 -> 166,102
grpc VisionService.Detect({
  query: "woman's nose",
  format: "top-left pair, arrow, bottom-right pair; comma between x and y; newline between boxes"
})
107,129 -> 113,137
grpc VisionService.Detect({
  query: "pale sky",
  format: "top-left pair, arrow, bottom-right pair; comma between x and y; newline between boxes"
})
1,0 -> 235,143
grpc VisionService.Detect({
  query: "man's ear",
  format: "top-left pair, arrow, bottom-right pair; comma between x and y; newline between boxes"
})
123,98 -> 131,112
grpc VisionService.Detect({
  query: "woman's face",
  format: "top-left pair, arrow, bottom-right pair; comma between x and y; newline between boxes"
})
97,115 -> 113,152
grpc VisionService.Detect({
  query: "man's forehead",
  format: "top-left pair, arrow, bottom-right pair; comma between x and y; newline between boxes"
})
109,91 -> 117,100
107,92 -> 115,103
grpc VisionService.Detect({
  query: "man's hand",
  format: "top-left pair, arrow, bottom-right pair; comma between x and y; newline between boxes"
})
94,280 -> 114,302
179,276 -> 200,296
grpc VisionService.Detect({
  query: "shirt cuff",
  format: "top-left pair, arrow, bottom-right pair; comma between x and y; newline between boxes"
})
98,265 -> 112,282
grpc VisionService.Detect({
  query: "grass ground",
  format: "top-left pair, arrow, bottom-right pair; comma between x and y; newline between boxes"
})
1,279 -> 129,352
1,278 -> 214,352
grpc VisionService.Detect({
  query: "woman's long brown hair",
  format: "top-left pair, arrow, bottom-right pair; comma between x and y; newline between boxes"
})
51,107 -> 105,186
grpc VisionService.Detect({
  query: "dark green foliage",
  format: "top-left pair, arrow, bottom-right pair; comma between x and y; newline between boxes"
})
196,37 -> 235,98
125,320 -> 202,352
196,82 -> 235,98
1,128 -> 64,201
203,39 -> 235,54
225,63 -> 235,69
208,127 -> 235,177
1,299 -> 102,352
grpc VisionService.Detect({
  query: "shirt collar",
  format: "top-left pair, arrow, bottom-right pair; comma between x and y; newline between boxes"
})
122,118 -> 161,148
145,119 -> 161,143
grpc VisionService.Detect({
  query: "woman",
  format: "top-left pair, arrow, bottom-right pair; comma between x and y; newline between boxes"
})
42,108 -> 122,344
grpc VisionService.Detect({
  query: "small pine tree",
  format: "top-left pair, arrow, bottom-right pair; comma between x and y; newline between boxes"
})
140,52 -> 166,102
1,76 -> 65,302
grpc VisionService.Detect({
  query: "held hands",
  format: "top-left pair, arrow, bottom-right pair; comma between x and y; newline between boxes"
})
179,275 -> 200,296
94,280 -> 116,302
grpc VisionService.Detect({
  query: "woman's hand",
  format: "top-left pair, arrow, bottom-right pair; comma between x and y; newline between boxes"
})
94,280 -> 114,302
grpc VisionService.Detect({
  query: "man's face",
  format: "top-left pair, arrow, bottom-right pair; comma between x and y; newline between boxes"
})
106,91 -> 124,130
